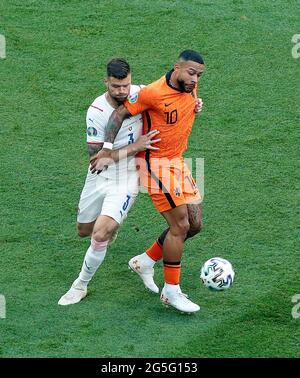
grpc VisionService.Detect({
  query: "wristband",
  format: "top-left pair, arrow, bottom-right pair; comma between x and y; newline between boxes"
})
103,142 -> 113,150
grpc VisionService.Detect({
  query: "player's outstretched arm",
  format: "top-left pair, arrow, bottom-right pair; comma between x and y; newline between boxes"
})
89,131 -> 160,173
110,130 -> 160,162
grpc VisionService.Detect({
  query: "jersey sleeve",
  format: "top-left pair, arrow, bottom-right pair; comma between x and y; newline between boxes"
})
124,85 -> 156,116
85,107 -> 106,144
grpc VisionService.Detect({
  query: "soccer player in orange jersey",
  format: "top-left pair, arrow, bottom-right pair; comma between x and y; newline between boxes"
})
92,50 -> 205,313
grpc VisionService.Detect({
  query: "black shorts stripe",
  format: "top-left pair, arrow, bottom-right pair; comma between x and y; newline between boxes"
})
145,150 -> 177,209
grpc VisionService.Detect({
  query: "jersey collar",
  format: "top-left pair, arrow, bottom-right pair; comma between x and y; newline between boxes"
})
165,69 -> 183,92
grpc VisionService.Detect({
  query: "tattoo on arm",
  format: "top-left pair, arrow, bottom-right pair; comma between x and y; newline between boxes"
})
104,106 -> 130,143
87,143 -> 103,158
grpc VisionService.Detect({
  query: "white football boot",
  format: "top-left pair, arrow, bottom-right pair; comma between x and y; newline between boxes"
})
128,254 -> 159,294
160,284 -> 200,313
58,280 -> 87,306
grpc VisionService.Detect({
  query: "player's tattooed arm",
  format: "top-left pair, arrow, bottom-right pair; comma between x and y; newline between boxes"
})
88,143 -> 104,168
89,106 -> 130,173
87,143 -> 104,158
104,105 -> 131,143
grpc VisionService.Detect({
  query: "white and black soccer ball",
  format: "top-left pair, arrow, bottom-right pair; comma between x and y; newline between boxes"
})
200,257 -> 235,290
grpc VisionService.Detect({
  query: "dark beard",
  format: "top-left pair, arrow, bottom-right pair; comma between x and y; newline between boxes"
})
113,96 -> 127,105
177,79 -> 189,93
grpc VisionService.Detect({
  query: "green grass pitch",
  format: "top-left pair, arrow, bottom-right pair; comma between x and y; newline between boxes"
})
0,0 -> 299,357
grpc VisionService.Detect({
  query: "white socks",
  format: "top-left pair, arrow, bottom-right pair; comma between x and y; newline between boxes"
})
74,238 -> 108,289
140,252 -> 156,268
164,283 -> 180,294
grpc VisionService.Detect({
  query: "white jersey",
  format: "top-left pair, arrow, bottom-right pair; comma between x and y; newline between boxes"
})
86,85 -> 143,179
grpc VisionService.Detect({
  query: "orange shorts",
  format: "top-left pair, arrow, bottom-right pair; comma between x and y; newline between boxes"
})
137,156 -> 202,213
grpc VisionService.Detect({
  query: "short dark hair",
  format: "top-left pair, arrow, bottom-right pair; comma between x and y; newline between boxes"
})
178,50 -> 204,64
106,58 -> 131,79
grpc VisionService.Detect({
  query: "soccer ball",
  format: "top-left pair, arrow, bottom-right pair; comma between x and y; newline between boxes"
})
200,257 -> 235,290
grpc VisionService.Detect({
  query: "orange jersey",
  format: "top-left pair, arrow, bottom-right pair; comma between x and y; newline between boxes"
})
124,70 -> 197,159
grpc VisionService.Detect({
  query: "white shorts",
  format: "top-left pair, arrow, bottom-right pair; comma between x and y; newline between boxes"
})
77,169 -> 139,224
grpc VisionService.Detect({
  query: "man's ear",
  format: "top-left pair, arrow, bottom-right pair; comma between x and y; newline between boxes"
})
104,78 -> 108,88
173,62 -> 180,72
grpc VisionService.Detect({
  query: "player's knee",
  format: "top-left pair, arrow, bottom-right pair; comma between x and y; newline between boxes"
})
77,223 -> 92,238
171,217 -> 190,238
93,224 -> 118,242
181,219 -> 191,236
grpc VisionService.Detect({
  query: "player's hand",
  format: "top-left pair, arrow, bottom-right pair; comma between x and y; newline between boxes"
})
90,149 -> 113,174
89,154 -> 99,167
195,98 -> 203,113
134,130 -> 161,152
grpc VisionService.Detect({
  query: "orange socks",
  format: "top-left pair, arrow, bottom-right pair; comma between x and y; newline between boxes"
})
163,261 -> 181,285
146,240 -> 181,285
146,232 -> 181,285
146,240 -> 163,262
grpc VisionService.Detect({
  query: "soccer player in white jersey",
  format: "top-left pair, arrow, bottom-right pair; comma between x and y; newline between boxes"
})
58,58 -> 160,306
